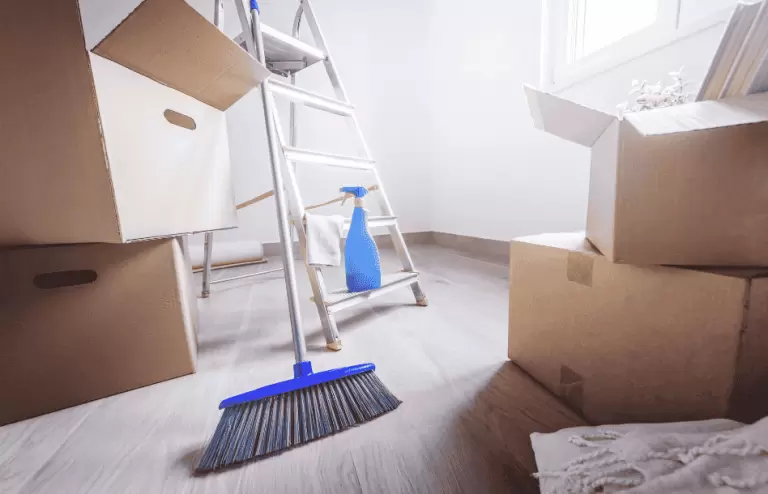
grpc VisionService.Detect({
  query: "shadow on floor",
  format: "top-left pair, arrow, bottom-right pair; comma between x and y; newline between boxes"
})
438,362 -> 586,493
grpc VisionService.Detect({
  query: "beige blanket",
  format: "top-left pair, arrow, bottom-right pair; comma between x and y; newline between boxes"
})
531,417 -> 768,493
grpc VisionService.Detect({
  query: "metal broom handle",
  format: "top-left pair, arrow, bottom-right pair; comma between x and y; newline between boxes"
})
251,1 -> 308,363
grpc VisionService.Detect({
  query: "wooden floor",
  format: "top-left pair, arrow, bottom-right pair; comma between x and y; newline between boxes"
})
0,245 -> 585,494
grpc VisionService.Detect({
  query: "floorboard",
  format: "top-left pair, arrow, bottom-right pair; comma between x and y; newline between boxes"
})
0,245 -> 585,493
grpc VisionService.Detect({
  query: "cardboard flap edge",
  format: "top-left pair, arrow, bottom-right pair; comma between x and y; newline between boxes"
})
524,85 -> 616,147
93,0 -> 270,111
625,92 -> 768,136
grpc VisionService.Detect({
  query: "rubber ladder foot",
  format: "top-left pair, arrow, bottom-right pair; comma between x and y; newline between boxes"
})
326,340 -> 343,352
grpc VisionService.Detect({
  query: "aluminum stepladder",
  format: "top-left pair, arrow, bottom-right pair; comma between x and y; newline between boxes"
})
205,0 -> 428,351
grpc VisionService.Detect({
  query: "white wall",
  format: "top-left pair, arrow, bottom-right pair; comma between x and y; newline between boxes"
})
425,0 -> 590,242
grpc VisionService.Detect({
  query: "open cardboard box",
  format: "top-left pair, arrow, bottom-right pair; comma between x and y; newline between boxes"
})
0,0 -> 271,246
526,86 -> 768,266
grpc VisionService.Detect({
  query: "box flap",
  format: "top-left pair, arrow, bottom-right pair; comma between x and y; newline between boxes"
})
93,0 -> 271,111
512,231 -> 600,256
524,85 -> 616,147
625,91 -> 768,136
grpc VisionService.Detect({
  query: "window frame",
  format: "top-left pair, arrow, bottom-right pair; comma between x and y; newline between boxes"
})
541,0 -> 735,92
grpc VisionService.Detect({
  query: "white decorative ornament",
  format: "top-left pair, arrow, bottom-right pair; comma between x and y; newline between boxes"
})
617,67 -> 694,115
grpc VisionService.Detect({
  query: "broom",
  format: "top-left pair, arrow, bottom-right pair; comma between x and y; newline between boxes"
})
196,1 -> 401,473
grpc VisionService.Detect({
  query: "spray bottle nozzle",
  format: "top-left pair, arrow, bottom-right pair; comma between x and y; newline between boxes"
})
340,186 -> 368,206
340,186 -> 368,198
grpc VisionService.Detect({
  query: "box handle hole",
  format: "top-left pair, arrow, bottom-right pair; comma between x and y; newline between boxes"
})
164,109 -> 196,130
33,270 -> 98,289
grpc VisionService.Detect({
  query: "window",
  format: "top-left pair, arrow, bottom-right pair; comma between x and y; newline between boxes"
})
541,0 -> 738,91
568,0 -> 660,62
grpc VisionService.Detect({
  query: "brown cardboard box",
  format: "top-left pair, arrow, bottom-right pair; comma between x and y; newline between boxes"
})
508,232 -> 768,424
0,0 -> 269,246
0,238 -> 198,426
525,86 -> 768,266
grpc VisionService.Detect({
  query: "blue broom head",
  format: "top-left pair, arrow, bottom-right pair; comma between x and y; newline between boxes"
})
196,361 -> 402,473
219,361 -> 374,409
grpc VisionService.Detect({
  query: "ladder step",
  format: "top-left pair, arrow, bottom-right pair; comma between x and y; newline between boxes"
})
235,24 -> 326,75
344,216 -> 397,231
284,147 -> 375,170
325,272 -> 420,314
268,79 -> 354,116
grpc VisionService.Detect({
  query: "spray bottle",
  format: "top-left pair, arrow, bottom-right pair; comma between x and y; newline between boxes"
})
341,186 -> 382,292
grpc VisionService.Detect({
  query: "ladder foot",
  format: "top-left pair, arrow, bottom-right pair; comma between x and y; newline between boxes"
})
326,339 -> 343,352
416,296 -> 428,307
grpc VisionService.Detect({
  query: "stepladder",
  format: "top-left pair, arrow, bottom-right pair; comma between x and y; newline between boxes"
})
206,0 -> 428,352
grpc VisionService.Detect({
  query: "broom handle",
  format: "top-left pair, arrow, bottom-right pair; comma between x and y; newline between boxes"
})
251,3 -> 307,363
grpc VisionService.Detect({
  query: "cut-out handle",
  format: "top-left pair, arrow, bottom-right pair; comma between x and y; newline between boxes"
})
164,109 -> 196,130
33,270 -> 98,290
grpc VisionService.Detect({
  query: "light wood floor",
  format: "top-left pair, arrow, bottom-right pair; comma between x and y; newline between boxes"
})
0,245 -> 585,493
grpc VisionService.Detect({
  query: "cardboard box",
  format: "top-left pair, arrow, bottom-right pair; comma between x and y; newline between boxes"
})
0,238 -> 198,426
508,232 -> 768,424
0,0 -> 270,246
525,86 -> 768,266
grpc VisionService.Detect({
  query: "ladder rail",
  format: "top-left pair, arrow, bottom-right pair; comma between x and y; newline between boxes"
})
201,0 -> 227,299
270,89 -> 340,346
289,2 -> 303,148
295,224 -> 341,346
202,231 -> 214,297
300,1 -> 349,103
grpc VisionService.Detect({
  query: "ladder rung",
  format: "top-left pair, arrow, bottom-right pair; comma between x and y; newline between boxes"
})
325,272 -> 420,314
344,216 -> 397,231
284,148 -> 375,170
268,79 -> 354,116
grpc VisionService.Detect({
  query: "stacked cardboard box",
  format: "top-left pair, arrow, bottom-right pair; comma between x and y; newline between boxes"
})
0,0 -> 269,426
509,87 -> 768,424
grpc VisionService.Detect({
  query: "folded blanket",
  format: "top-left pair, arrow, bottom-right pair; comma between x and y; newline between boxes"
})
531,417 -> 768,493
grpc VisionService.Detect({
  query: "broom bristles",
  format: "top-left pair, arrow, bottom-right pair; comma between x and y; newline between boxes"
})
196,370 -> 401,473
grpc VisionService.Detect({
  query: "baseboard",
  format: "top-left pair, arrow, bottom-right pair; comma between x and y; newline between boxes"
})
263,241 -> 301,259
431,231 -> 510,265
372,231 -> 435,249
263,231 -> 509,265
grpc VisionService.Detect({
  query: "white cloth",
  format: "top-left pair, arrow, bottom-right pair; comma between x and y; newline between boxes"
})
305,214 -> 345,267
531,417 -> 768,493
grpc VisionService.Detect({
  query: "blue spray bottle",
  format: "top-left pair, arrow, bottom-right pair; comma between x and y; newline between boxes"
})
341,186 -> 382,292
